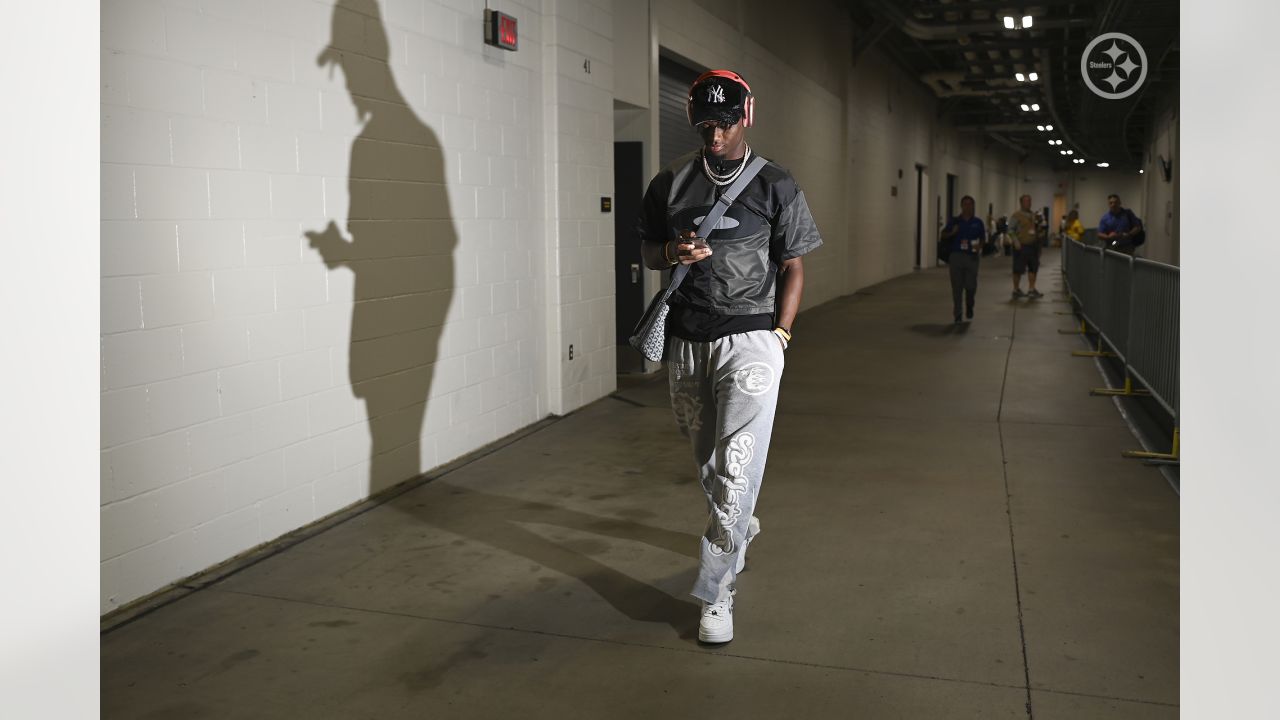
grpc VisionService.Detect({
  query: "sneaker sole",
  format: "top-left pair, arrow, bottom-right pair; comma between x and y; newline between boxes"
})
698,626 -> 733,643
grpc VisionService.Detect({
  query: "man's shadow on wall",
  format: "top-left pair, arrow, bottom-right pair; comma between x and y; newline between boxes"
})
305,0 -> 698,639
307,0 -> 454,495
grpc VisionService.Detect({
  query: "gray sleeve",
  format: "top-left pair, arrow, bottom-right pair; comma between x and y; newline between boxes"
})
771,190 -> 823,262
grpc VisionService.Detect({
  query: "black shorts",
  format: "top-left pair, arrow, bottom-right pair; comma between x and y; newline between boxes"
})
1013,246 -> 1041,274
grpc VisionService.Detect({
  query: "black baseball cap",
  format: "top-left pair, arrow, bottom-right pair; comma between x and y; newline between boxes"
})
687,74 -> 750,127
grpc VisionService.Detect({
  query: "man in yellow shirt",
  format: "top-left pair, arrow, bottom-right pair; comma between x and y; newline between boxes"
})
1008,194 -> 1042,299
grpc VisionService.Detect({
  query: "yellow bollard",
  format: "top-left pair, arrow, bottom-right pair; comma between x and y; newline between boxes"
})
1091,374 -> 1152,397
1123,427 -> 1179,463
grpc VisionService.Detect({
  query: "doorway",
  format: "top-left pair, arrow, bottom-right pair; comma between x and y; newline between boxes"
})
613,141 -> 646,373
914,164 -> 928,269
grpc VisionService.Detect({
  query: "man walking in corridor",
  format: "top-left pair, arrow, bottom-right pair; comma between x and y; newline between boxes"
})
1009,194 -> 1043,299
637,69 -> 823,644
940,195 -> 986,323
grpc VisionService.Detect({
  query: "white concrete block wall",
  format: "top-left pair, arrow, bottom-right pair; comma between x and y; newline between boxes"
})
100,0 -> 604,615
540,0 -> 617,415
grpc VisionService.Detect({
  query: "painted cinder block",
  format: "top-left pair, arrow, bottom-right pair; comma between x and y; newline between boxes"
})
280,348 -> 334,401
221,449 -> 286,510
237,29 -> 295,83
249,397 -> 310,456
141,272 -> 215,328
181,317 -> 250,375
125,54 -> 205,115
247,309 -> 307,360
209,169 -> 271,219
274,263 -> 329,310
212,266 -> 276,318
203,69 -> 268,124
105,429 -> 190,503
239,123 -> 299,173
102,106 -> 172,166
102,221 -> 179,277
102,277 -> 144,335
103,327 -> 185,390
186,413 -> 254,476
101,164 -> 137,221
146,371 -> 221,435
164,9 -> 239,70
266,83 -> 322,131
101,386 -> 151,450
217,359 -> 281,415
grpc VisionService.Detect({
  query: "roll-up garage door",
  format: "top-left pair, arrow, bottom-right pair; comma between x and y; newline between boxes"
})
659,56 -> 703,171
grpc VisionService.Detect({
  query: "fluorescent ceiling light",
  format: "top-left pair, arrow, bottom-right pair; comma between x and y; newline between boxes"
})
1045,124 -> 1054,131
1139,169 -> 1144,173
1016,72 -> 1026,82
1004,16 -> 1016,29
1066,150 -> 1073,155
1036,125 -> 1045,131
1023,15 -> 1033,28
1031,103 -> 1040,111
1029,72 -> 1039,81
1020,104 -> 1030,111
1047,140 -> 1055,146
1097,162 -> 1110,168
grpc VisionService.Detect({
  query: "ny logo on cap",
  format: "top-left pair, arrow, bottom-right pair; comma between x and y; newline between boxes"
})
706,84 -> 725,103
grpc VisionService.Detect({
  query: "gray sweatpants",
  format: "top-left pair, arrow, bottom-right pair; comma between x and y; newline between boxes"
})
668,330 -> 785,604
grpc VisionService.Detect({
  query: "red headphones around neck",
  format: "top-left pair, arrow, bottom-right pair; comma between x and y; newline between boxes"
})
687,70 -> 755,128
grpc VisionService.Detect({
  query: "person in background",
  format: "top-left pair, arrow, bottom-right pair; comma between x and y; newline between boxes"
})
939,195 -> 986,324
1097,194 -> 1144,255
1008,194 -> 1043,299
1064,209 -> 1085,243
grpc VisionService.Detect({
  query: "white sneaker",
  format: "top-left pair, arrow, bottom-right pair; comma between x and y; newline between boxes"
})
699,591 -> 735,643
734,516 -> 761,574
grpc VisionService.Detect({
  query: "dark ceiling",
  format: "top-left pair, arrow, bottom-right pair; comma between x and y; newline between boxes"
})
847,0 -> 1179,171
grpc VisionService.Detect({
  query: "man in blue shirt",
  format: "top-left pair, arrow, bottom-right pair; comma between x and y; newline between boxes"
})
940,195 -> 987,323
1098,194 -> 1144,255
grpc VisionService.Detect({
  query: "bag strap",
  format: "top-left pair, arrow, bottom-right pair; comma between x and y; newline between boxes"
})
664,155 -> 769,293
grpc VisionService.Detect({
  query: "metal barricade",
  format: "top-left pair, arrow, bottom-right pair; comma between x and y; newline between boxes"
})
1097,250 -> 1133,361
1127,258 -> 1180,419
1060,239 -> 1179,461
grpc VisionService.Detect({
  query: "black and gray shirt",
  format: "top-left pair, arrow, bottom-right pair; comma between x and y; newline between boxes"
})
638,150 -> 823,341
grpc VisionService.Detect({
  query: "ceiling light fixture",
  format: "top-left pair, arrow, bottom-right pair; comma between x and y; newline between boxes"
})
1020,103 -> 1030,111
1045,124 -> 1054,131
1066,150 -> 1073,155
1003,16 -> 1016,29
1097,162 -> 1110,168
1016,72 -> 1026,82
1023,15 -> 1033,28
1036,125 -> 1045,131
1031,103 -> 1040,111
1029,72 -> 1039,81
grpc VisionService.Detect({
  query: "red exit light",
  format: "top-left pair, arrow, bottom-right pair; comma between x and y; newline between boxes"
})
484,10 -> 518,51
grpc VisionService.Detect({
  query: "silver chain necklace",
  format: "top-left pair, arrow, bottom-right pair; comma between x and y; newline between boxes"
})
701,145 -> 751,186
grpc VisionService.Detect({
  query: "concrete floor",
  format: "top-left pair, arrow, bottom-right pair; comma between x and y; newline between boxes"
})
101,252 -> 1179,719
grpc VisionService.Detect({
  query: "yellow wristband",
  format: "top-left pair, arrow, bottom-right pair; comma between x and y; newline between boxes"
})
773,327 -> 791,342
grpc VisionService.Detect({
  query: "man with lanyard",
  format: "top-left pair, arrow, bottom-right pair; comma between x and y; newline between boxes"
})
1097,194 -> 1145,255
940,195 -> 986,324
637,69 -> 823,644
1008,194 -> 1043,299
